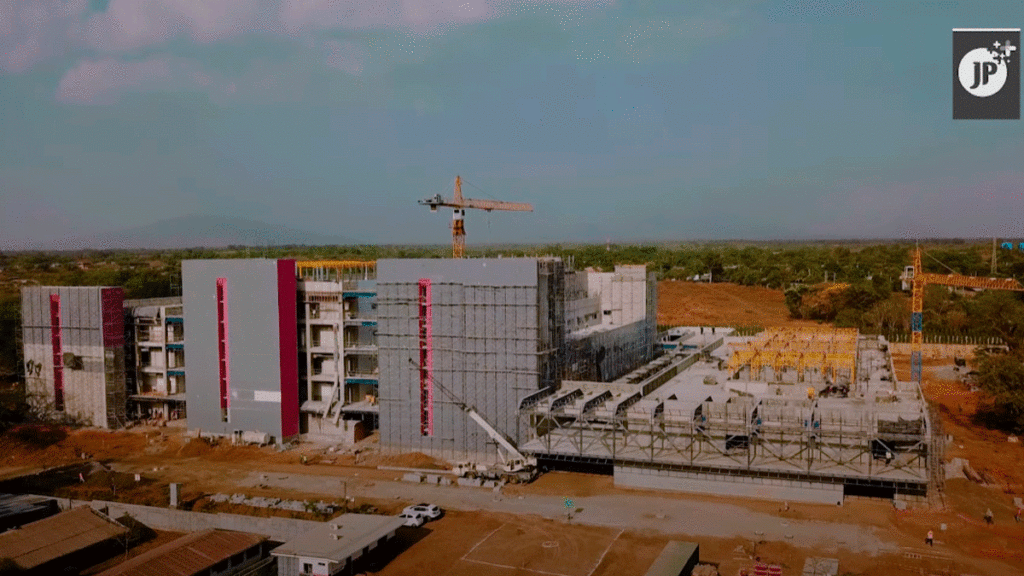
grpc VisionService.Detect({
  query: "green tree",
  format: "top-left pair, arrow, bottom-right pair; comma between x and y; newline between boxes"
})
963,291 -> 1024,351
973,351 -> 1024,433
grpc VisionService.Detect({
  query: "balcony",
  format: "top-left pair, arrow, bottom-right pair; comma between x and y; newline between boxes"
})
310,365 -> 340,380
343,341 -> 377,354
305,311 -> 342,324
343,316 -> 377,327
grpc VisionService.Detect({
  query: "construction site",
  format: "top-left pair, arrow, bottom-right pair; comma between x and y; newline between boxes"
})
7,179 -> 1024,574
6,256 -> 1024,575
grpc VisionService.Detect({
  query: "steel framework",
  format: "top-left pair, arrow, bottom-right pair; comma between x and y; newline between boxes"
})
519,337 -> 931,494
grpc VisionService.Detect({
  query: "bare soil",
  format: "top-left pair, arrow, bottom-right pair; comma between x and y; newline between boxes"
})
657,281 -> 824,328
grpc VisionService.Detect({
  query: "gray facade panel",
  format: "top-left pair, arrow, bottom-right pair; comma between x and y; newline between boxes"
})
378,258 -> 539,287
183,259 -> 286,440
377,259 -> 542,461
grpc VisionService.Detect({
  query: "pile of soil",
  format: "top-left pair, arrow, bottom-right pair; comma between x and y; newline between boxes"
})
359,451 -> 449,470
0,425 -> 147,468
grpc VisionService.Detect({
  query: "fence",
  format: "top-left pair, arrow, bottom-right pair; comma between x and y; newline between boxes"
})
873,332 -> 1004,345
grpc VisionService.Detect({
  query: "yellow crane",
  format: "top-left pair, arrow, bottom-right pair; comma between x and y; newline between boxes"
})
419,175 -> 533,258
901,247 -> 1024,381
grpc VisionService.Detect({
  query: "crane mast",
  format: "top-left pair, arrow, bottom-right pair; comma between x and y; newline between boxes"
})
902,247 -> 1024,381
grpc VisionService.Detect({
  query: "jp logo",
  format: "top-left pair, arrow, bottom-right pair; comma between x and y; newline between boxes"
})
958,40 -> 1017,97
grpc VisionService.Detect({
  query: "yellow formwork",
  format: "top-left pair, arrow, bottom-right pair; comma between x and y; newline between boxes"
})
729,327 -> 859,382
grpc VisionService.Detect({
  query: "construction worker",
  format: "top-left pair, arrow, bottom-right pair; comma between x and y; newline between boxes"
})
1015,508 -> 1021,523
985,508 -> 994,525
926,530 -> 933,546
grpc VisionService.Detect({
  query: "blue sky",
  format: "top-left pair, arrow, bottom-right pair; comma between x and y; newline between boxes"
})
2,0 -> 1023,250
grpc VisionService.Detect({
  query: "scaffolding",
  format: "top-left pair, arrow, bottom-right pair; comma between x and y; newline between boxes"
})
519,334 -> 931,496
727,327 -> 858,385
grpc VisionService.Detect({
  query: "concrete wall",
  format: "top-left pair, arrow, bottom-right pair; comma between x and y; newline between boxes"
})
183,259 -> 298,442
587,266 -> 649,327
21,286 -> 125,428
377,258 -> 545,461
614,466 -> 845,505
61,499 -> 322,542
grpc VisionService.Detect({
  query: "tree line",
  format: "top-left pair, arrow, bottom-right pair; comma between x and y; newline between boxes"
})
2,240 -> 1024,432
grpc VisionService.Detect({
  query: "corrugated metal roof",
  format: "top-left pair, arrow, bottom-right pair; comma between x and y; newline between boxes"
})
0,506 -> 128,570
96,529 -> 266,576
271,514 -> 405,563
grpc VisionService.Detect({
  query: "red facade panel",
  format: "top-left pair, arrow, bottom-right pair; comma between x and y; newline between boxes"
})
49,294 -> 64,411
418,278 -> 433,436
101,288 -> 125,348
216,278 -> 230,418
277,260 -> 299,439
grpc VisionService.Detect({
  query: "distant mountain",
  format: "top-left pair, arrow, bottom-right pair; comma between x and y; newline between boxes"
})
61,215 -> 360,250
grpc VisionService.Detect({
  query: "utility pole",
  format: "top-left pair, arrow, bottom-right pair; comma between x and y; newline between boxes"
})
992,237 -> 997,275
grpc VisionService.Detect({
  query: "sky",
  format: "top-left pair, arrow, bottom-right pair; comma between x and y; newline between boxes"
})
1,0 -> 1023,250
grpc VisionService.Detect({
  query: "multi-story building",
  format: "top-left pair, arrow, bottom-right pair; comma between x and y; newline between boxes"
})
375,258 -> 657,462
19,258 -> 655,455
181,259 -> 300,444
19,286 -> 127,428
123,297 -> 186,421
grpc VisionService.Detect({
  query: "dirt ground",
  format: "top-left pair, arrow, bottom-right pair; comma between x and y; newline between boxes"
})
367,507 -> 1010,576
4,420 -> 1023,575
657,281 -> 824,328
372,510 -> 679,576
4,350 -> 1024,574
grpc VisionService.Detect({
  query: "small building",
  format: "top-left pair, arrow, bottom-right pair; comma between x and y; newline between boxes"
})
271,514 -> 405,576
644,541 -> 699,576
95,528 -> 269,576
0,493 -> 59,532
0,506 -> 128,574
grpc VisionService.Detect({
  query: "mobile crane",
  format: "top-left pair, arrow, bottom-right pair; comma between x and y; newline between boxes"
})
409,359 -> 538,483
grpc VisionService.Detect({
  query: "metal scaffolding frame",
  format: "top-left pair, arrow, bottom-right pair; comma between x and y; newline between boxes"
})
518,335 -> 932,496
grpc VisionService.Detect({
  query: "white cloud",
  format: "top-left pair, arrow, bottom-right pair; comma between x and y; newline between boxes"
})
55,56 -> 231,104
83,0 -> 272,52
6,0 -> 612,74
55,55 -> 315,105
279,0 -> 495,35
0,0 -> 88,73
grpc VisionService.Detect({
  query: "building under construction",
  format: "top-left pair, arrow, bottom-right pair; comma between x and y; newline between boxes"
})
376,258 -> 658,461
20,286 -> 127,428
19,258 -> 937,503
518,326 -> 934,503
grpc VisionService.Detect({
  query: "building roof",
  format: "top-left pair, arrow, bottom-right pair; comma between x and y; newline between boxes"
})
96,529 -> 266,576
0,506 -> 128,570
0,493 -> 55,520
271,514 -> 405,564
644,541 -> 699,576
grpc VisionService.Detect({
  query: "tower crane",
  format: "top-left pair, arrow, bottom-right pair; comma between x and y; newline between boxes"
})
419,175 -> 533,258
901,247 -> 1024,381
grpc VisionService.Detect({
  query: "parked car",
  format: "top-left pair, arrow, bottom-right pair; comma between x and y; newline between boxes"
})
402,503 -> 442,520
398,513 -> 425,527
